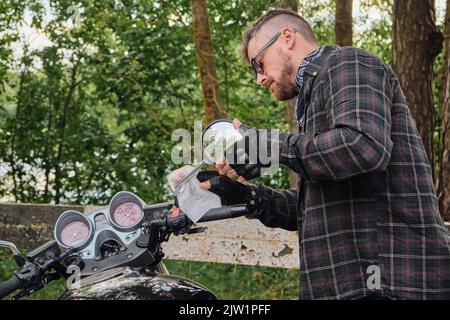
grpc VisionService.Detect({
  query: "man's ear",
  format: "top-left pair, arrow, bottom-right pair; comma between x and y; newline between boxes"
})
281,27 -> 296,50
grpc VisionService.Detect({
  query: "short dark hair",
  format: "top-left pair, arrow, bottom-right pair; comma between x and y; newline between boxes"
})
240,9 -> 318,63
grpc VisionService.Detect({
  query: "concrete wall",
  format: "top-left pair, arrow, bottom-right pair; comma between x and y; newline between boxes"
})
0,203 -> 299,269
0,203 -> 85,249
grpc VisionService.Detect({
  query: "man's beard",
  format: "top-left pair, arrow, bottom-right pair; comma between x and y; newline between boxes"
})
273,53 -> 297,101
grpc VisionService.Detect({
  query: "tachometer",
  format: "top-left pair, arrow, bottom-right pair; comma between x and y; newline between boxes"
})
109,192 -> 144,232
113,202 -> 142,227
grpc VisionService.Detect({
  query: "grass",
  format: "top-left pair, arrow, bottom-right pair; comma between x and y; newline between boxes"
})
164,260 -> 299,300
0,248 -> 299,300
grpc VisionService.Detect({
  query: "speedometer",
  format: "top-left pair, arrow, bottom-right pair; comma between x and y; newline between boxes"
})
60,220 -> 90,247
54,210 -> 94,249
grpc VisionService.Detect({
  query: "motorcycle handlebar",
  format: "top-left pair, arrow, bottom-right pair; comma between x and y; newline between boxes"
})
197,204 -> 248,223
0,204 -> 249,299
0,275 -> 22,299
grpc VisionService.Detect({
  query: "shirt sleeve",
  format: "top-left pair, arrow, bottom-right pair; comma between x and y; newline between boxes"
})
279,48 -> 394,183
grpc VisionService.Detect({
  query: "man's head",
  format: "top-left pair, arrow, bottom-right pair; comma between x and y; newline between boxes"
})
240,9 -> 319,101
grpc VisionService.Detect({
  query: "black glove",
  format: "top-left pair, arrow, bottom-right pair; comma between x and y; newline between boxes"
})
197,171 -> 253,206
225,128 -> 280,181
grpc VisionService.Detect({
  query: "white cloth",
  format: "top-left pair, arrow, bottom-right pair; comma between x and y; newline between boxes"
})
168,165 -> 221,223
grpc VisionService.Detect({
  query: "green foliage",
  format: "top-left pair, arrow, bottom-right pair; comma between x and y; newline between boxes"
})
355,0 -> 393,65
0,0 -> 445,205
0,0 -> 297,204
164,259 -> 299,300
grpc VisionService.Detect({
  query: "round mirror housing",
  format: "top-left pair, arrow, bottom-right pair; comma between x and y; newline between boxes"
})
173,119 -> 246,197
201,119 -> 244,164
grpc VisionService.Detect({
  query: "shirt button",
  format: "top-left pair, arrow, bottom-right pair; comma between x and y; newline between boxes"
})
250,200 -> 255,205
312,71 -> 317,76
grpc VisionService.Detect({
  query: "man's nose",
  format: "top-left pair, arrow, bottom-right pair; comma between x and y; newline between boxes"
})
256,73 -> 267,86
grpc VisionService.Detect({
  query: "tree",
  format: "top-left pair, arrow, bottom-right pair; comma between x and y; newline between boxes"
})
335,0 -> 353,46
356,0 -> 392,66
0,0 -> 340,204
437,0 -> 450,221
277,0 -> 299,188
191,0 -> 226,124
392,0 -> 443,177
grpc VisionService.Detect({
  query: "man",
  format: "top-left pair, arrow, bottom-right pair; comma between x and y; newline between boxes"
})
199,9 -> 450,300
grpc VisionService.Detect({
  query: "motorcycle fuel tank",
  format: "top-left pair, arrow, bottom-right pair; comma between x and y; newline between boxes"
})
60,264 -> 217,300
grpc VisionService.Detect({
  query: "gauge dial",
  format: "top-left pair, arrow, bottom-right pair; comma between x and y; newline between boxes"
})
113,202 -> 143,227
60,220 -> 90,247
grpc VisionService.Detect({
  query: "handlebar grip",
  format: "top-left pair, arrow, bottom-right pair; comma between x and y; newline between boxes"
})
197,204 -> 248,223
0,275 -> 22,299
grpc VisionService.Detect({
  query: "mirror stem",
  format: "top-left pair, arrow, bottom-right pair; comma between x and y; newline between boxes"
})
174,159 -> 210,196
0,240 -> 26,267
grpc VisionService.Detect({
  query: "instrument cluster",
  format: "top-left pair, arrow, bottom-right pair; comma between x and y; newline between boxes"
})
54,192 -> 145,260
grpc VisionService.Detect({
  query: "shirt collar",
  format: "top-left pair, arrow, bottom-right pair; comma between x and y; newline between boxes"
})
295,45 -> 340,93
294,45 -> 340,127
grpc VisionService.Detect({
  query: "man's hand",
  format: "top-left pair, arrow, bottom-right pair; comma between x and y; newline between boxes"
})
214,119 -> 246,182
217,119 -> 279,181
197,171 -> 252,205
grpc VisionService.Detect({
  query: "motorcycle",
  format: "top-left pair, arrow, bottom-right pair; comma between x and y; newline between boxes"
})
0,194 -> 248,300
0,119 -> 246,300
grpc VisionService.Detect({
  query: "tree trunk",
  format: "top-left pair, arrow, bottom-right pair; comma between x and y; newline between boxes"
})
191,0 -> 226,124
437,0 -> 450,221
392,0 -> 443,179
54,62 -> 79,204
43,91 -> 53,203
335,0 -> 353,47
277,0 -> 298,12
277,0 -> 299,188
9,68 -> 26,202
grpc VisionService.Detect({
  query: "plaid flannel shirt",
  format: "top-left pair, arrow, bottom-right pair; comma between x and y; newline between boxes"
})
247,46 -> 450,300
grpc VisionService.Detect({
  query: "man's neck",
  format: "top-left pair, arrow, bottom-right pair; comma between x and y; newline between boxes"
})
293,43 -> 321,71
290,43 -> 321,85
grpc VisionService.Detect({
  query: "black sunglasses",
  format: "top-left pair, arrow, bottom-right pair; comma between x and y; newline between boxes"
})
250,28 -> 297,75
